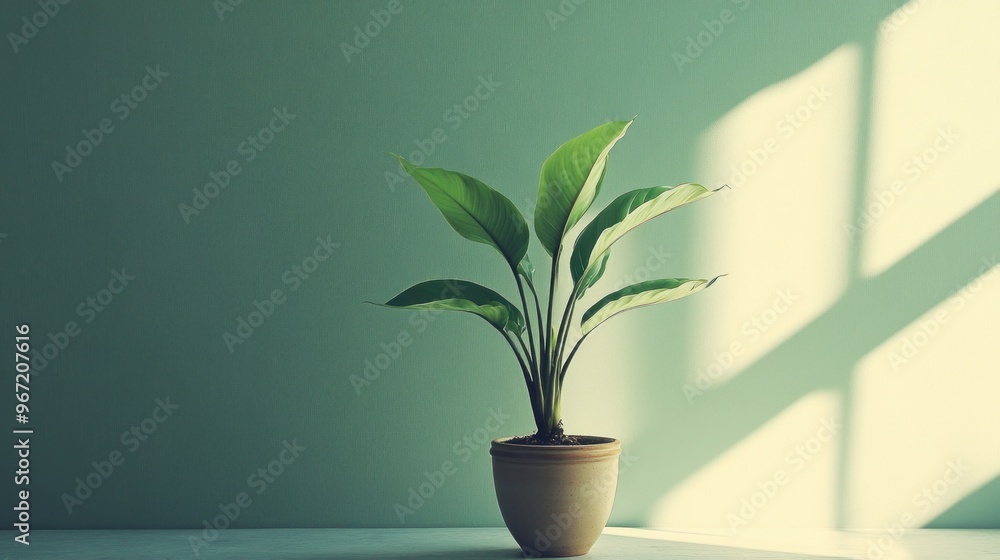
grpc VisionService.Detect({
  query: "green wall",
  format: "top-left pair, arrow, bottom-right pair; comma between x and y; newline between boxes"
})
2,0 -> 996,531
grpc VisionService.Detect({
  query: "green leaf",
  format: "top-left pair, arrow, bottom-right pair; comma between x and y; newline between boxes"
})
371,279 -> 525,334
534,119 -> 633,257
575,252 -> 610,298
570,184 -> 721,298
581,276 -> 722,335
517,254 -> 535,285
393,155 -> 529,269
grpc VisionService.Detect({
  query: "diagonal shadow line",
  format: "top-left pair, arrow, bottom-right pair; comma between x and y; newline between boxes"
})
838,24 -> 879,528
927,473 -> 1000,528
635,189 -> 1000,524
628,4 -> 997,528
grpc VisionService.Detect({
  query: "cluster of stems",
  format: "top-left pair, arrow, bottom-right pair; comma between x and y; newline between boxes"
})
500,246 -> 590,437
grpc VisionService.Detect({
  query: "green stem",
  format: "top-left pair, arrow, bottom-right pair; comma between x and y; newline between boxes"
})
526,280 -> 546,368
541,246 -> 561,432
559,334 -> 588,384
552,282 -> 580,385
545,389 -> 562,434
514,270 -> 539,377
502,329 -> 545,433
559,290 -> 627,383
544,248 -> 560,363
560,306 -> 615,384
514,333 -> 533,381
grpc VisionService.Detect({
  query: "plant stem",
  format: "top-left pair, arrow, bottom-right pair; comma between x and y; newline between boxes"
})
501,329 -> 531,383
502,329 -> 545,432
559,325 -> 595,384
513,271 -> 539,376
514,333 -> 533,381
544,248 -> 559,361
559,337 -> 585,384
526,280 -> 546,369
552,284 -> 579,383
546,391 -> 562,434
542,246 -> 561,432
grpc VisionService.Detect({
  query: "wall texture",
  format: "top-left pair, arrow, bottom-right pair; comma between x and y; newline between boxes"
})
2,0 -> 997,531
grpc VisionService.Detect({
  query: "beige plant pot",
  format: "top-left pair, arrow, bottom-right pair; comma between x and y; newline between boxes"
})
490,436 -> 621,558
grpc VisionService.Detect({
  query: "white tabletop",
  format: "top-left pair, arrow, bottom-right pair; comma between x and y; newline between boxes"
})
1,527 -> 997,559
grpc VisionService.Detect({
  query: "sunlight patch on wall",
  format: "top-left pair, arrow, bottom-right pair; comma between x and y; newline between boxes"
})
846,260 -> 1000,527
859,0 -> 1000,277
651,391 -> 840,530
685,45 -> 858,389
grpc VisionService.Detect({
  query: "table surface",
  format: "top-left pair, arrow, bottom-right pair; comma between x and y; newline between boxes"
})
1,528 -> 997,559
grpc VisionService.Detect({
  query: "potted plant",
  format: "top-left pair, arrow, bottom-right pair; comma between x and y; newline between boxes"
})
373,119 -> 723,557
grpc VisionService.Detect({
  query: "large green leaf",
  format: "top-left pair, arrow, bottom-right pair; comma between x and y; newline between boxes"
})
534,119 -> 633,257
393,155 -> 529,269
570,184 -> 721,298
581,276 -> 722,335
371,279 -> 525,334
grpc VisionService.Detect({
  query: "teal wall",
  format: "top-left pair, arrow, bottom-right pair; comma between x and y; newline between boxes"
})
2,0 -> 997,531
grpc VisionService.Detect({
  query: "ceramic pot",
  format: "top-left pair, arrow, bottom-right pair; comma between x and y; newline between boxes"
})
490,436 -> 621,557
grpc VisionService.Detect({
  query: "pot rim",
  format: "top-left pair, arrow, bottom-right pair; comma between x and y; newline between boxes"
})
490,436 -> 621,462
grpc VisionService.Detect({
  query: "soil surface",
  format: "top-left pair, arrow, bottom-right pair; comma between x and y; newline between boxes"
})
507,422 -> 613,446
508,432 -> 584,445
509,427 -> 614,445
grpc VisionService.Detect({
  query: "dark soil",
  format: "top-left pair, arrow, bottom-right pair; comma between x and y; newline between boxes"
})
509,432 -> 584,445
507,423 -> 610,446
